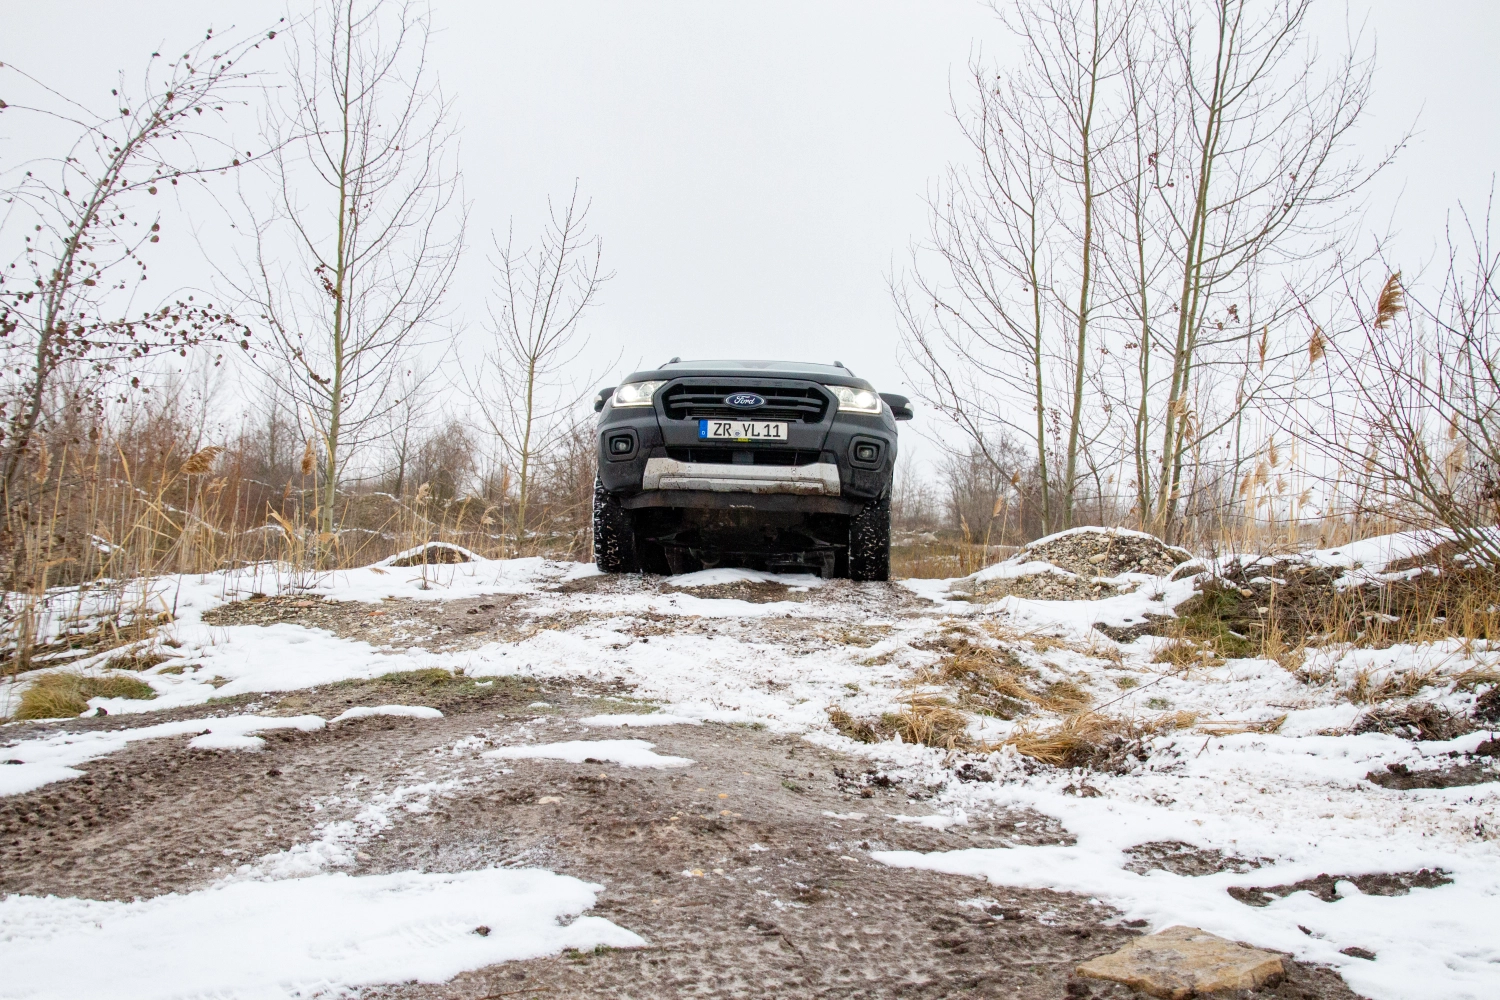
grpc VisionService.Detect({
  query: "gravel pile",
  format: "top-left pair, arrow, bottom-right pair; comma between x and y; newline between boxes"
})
1018,528 -> 1193,578
956,528 -> 1193,602
966,573 -> 1126,602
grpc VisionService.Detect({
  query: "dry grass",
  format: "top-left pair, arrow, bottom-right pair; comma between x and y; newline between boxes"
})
827,705 -> 883,743
1152,638 -> 1217,668
884,692 -> 973,749
1001,709 -> 1197,767
1346,667 -> 1442,704
1195,715 -> 1287,736
103,648 -> 174,672
827,690 -> 974,750
1000,712 -> 1139,767
890,532 -> 1016,580
16,671 -> 157,719
828,627 -> 1106,754
1453,667 -> 1500,692
934,640 -> 1043,720
1,408 -> 598,684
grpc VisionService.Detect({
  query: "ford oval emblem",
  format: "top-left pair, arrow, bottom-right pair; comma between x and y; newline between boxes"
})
724,392 -> 764,409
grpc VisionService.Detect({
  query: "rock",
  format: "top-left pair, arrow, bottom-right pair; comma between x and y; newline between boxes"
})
1076,925 -> 1284,999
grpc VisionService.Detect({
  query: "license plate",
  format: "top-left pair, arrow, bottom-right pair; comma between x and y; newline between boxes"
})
698,419 -> 787,441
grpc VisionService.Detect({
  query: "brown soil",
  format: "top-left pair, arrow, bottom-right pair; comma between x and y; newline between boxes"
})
385,542 -> 474,566
0,671 -> 1363,999
1191,559 -> 1500,650
1,570 -> 1372,1000
1351,703 -> 1474,742
1123,840 -> 1271,877
1229,869 -> 1452,907
661,580 -> 816,603
1365,758 -> 1500,789
200,592 -> 592,652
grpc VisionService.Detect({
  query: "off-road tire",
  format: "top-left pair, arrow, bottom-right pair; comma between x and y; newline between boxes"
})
847,495 -> 890,582
593,480 -> 639,573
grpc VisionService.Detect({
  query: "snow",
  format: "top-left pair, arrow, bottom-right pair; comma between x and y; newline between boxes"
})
0,867 -> 643,1000
187,732 -> 269,751
577,713 -> 702,727
330,704 -> 445,723
2,533 -> 1496,998
0,715 -> 326,797
375,541 -> 484,567
483,739 -> 696,769
1299,531 -> 1446,572
248,778 -> 468,879
667,567 -> 823,589
970,559 -> 1075,582
872,744 -> 1500,1000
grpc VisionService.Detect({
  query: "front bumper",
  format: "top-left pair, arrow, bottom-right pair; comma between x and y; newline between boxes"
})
641,457 -> 841,495
595,375 -> 897,503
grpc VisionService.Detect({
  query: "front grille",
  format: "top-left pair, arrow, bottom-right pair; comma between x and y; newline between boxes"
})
662,384 -> 829,423
665,447 -> 822,466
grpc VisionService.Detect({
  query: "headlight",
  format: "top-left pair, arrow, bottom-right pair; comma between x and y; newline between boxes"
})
612,380 -> 664,407
825,384 -> 882,414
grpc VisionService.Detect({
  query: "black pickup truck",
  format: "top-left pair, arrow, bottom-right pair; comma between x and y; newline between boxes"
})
590,359 -> 912,580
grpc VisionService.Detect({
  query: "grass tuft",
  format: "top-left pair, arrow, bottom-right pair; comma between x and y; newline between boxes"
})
16,671 -> 156,719
828,690 -> 974,750
104,649 -> 174,672
1002,709 -> 1196,769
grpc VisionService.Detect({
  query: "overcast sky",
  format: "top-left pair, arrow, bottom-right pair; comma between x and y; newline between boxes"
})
5,1 -> 1498,460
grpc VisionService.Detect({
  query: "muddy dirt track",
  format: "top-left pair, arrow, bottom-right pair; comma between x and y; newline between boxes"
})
3,590 -> 1364,1000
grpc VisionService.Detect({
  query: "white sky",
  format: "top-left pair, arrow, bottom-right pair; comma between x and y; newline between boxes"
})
4,1 -> 1498,462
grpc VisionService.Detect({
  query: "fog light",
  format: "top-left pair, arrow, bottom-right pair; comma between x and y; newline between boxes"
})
854,443 -> 879,462
609,435 -> 633,455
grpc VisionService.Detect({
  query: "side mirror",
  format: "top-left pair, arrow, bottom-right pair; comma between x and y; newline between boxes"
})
594,387 -> 616,413
880,393 -> 914,421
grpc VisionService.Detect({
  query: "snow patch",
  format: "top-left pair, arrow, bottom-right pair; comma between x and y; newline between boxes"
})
483,739 -> 695,768
0,715 -> 326,797
668,567 -> 823,590
0,867 -> 644,1000
577,713 -> 702,728
330,705 -> 444,724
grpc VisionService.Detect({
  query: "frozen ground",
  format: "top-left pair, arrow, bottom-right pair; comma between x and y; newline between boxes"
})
0,539 -> 1495,999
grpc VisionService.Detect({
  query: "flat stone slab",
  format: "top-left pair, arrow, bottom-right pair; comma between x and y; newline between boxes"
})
1077,925 -> 1284,998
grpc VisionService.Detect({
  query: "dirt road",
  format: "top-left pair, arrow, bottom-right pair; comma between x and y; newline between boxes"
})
1,572 -> 1368,999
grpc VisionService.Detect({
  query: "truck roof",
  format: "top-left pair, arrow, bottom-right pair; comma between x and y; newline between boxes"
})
620,359 -> 875,389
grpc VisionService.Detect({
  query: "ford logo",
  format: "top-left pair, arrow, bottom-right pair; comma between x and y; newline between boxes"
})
724,392 -> 764,409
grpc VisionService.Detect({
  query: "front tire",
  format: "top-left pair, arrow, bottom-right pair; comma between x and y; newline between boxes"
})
593,480 -> 639,573
847,495 -> 890,582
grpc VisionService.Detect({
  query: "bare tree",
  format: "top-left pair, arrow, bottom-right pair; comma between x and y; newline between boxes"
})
1141,0 -> 1383,534
0,28 -> 270,499
898,0 -> 1389,541
234,0 -> 464,533
1308,205 -> 1500,565
891,453 -> 941,532
468,188 -> 608,544
379,361 -> 438,498
894,0 -> 1129,534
